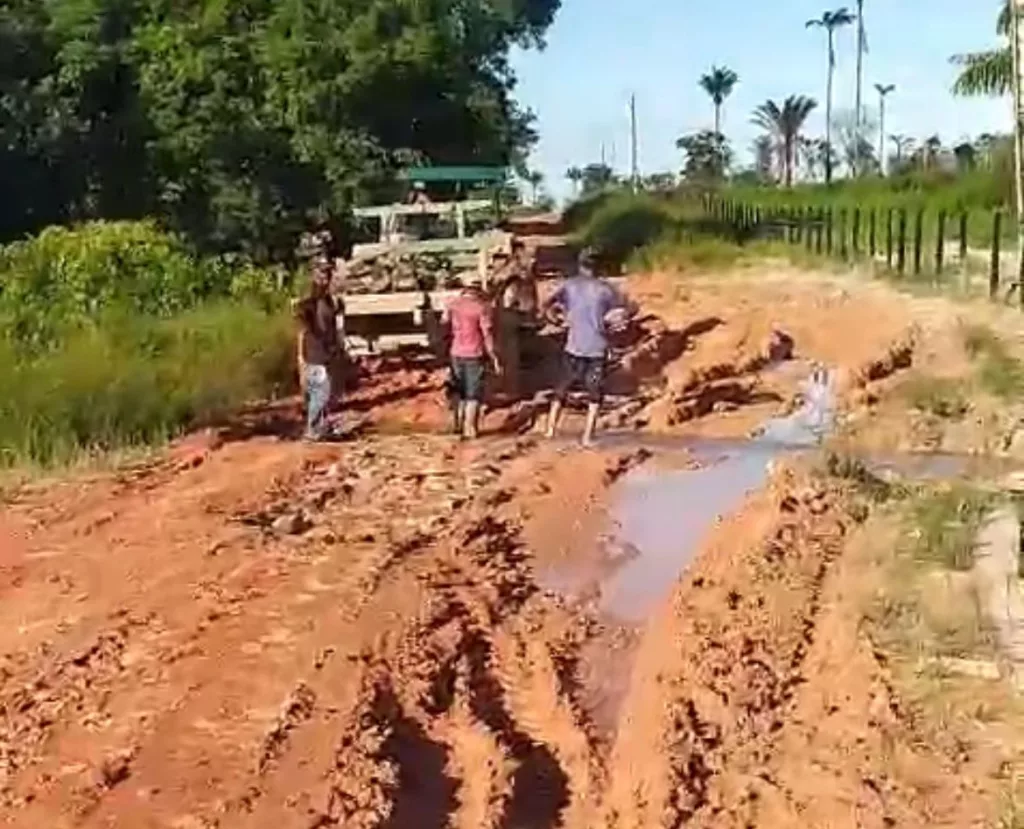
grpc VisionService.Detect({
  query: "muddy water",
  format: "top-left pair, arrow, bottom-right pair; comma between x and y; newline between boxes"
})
603,369 -> 837,621
548,367 -> 999,624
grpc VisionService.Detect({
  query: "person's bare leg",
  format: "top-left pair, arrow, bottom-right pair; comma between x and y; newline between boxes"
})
545,399 -> 563,439
581,402 -> 600,447
464,400 -> 480,439
455,400 -> 466,437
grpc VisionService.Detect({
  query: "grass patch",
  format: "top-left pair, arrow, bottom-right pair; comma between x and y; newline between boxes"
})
900,374 -> 971,420
963,324 -> 1024,400
0,302 -> 294,468
862,485 -> 995,665
906,484 -> 993,572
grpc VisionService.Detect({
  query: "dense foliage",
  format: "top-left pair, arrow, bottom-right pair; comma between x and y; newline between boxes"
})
0,220 -> 294,466
0,0 -> 559,259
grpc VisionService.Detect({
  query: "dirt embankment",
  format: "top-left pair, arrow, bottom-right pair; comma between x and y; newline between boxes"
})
2,266 -> 1007,828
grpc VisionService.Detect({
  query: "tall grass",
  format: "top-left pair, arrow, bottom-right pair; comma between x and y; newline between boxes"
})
0,302 -> 294,468
0,220 -> 296,468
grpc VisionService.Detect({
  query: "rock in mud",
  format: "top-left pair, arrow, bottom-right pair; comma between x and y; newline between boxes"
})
272,511 -> 313,535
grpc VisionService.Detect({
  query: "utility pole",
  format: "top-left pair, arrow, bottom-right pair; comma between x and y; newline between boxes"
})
1013,0 -> 1024,299
629,93 -> 639,192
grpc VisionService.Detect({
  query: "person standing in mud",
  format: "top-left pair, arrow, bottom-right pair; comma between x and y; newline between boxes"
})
542,247 -> 631,448
441,273 -> 500,439
492,240 -> 540,402
296,260 -> 342,442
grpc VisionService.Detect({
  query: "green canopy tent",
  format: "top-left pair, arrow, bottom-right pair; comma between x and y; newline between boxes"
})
397,166 -> 510,214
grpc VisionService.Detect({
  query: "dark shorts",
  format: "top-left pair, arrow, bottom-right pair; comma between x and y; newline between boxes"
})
556,352 -> 605,404
449,358 -> 486,402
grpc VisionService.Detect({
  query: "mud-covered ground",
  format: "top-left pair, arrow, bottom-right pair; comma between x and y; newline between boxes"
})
2,266 -> 1023,828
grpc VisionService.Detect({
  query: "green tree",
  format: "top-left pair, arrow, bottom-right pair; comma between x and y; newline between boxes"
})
698,66 -> 739,136
676,130 -> 733,181
566,166 -> 584,194
952,1 -> 1011,96
807,7 -> 856,183
0,0 -> 561,259
751,96 -> 818,187
580,163 -> 615,194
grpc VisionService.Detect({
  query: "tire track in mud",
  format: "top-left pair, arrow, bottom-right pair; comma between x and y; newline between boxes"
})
602,473 -> 853,829
280,493 -> 607,829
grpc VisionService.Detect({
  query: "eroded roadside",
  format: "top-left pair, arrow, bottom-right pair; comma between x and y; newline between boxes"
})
3,265 -> 1024,828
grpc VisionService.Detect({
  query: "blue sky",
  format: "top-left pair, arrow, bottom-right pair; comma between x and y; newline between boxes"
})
510,0 -> 1008,201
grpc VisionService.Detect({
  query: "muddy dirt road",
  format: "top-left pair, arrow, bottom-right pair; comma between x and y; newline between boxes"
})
0,268 -> 1015,828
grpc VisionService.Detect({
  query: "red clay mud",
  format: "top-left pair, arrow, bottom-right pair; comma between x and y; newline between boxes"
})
1,269 -> 999,828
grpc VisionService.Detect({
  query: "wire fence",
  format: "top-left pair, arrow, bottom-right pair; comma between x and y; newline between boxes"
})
701,195 -> 1024,305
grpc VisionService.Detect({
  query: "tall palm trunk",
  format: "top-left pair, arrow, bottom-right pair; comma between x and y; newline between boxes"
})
878,94 -> 886,175
855,0 -> 864,175
826,32 -> 835,184
1012,0 -> 1024,293
714,102 -> 721,136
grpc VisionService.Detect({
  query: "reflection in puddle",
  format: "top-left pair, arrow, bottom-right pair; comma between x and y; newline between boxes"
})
600,446 -> 777,621
598,368 -> 838,621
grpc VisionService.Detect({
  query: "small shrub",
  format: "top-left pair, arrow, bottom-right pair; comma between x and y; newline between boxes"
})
906,485 -> 993,571
901,375 -> 971,419
962,325 -> 1024,399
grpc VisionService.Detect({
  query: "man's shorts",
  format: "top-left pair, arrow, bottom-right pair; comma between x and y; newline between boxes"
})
556,352 -> 605,404
450,358 -> 486,402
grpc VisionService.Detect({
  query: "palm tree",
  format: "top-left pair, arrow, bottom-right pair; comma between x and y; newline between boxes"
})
751,96 -> 819,187
976,132 -> 999,166
565,167 -> 583,195
889,134 -> 913,169
751,135 -> 775,182
525,170 -> 544,204
923,135 -> 943,170
807,7 -> 857,183
855,1 -> 868,135
699,66 -> 739,136
952,1 -> 1011,96
874,83 -> 895,174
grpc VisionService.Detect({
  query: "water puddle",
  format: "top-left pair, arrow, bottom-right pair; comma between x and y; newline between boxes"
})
544,367 -> 996,624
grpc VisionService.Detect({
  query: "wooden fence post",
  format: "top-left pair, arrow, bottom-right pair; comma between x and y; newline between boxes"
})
959,212 -> 970,292
838,209 -> 848,259
897,209 -> 907,275
816,209 -> 824,254
826,209 -> 834,255
935,210 -> 946,276
805,208 -> 813,252
913,208 -> 924,276
869,209 -> 877,259
990,210 -> 1002,299
886,209 -> 894,269
852,208 -> 861,258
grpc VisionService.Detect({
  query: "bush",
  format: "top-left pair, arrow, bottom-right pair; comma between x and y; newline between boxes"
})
0,220 -> 286,352
575,193 -> 683,267
0,220 -> 295,467
0,302 -> 295,467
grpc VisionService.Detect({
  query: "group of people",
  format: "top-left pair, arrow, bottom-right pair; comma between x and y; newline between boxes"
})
295,239 -> 632,448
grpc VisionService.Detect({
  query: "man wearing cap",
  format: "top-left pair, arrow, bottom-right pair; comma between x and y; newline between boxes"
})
441,273 -> 500,439
542,248 -> 631,447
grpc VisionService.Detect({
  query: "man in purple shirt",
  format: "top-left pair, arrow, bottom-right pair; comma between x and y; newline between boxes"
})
542,247 -> 632,447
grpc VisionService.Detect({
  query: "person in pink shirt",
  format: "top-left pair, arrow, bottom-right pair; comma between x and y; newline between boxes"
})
442,272 -> 501,440
441,273 -> 500,439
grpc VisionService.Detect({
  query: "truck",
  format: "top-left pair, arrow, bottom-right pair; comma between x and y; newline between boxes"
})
338,167 -> 514,355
